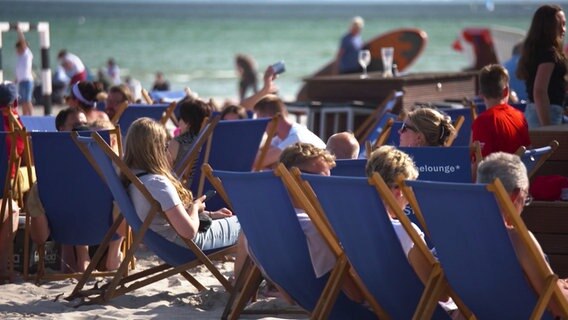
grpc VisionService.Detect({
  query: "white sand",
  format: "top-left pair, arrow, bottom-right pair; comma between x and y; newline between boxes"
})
0,245 -> 307,320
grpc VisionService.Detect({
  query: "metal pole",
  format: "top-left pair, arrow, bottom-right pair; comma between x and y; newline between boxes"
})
36,22 -> 52,115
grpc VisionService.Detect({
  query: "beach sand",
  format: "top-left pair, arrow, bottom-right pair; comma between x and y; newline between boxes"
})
1,244 -> 307,320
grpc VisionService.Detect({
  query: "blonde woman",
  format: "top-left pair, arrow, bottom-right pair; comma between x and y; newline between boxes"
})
398,107 -> 456,147
123,118 -> 240,252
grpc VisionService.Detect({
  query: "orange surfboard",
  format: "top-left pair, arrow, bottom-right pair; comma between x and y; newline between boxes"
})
297,28 -> 428,100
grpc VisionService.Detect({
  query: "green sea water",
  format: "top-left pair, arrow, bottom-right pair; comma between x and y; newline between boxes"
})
0,1 -> 554,101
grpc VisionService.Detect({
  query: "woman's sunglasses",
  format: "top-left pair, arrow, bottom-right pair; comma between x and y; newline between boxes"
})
400,122 -> 418,133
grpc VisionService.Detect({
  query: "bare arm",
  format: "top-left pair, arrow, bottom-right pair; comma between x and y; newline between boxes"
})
16,26 -> 28,50
512,230 -> 568,317
254,145 -> 282,170
533,62 -> 554,126
241,66 -> 278,111
164,195 -> 205,240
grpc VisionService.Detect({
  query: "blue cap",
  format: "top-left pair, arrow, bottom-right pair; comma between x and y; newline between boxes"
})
0,82 -> 18,107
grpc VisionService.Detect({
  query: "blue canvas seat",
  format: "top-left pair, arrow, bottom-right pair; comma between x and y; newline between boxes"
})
67,132 -> 234,304
185,117 -> 274,212
115,104 -> 173,135
404,179 -> 568,319
209,166 -> 376,320
28,131 -> 119,281
19,115 -> 56,132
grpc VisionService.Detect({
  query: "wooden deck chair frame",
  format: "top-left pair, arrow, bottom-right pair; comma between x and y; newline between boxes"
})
402,178 -> 568,319
203,163 -> 373,320
173,115 -> 220,186
205,164 -> 373,320
19,126 -> 128,281
515,140 -> 559,179
445,115 -> 465,147
355,90 -> 401,143
371,117 -> 395,150
0,130 -> 24,281
68,132 -> 234,305
288,168 -> 472,319
27,130 -> 128,283
280,166 -> 388,319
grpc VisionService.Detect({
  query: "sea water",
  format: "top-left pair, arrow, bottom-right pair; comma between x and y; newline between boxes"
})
0,1 -> 552,101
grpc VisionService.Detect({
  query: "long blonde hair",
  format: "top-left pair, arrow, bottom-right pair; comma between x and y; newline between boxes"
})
122,117 -> 192,206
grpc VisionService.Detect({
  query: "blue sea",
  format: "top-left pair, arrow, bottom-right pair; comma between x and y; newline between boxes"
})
0,1 -> 556,101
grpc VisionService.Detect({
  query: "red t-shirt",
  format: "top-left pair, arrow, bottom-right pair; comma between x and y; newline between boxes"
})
472,103 -> 531,157
1,108 -> 24,177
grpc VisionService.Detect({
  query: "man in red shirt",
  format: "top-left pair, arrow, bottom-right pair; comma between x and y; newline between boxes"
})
472,64 -> 531,157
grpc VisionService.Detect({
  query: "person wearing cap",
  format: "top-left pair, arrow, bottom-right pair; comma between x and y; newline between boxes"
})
15,26 -> 34,116
66,81 -> 109,123
58,49 -> 87,86
335,16 -> 365,74
0,82 -> 24,278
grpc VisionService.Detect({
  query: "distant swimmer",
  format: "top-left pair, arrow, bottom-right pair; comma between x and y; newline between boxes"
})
58,49 -> 87,86
336,16 -> 364,74
235,54 -> 258,102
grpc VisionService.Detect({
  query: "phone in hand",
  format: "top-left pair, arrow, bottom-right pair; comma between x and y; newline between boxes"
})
203,190 -> 217,202
271,61 -> 286,75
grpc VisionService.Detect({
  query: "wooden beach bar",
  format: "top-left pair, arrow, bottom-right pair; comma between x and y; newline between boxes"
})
297,71 -> 478,140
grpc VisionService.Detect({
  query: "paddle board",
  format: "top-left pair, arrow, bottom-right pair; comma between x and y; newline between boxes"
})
297,28 -> 428,100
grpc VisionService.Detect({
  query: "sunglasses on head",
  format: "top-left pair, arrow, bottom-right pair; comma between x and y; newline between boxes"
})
400,122 -> 418,133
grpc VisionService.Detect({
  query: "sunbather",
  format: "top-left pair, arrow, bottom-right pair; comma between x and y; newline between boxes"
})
167,97 -> 211,170
326,131 -> 360,159
66,81 -> 109,123
123,118 -> 243,269
399,107 -> 456,147
253,95 -> 325,169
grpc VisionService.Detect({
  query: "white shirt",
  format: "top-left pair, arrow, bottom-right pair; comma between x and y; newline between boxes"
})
296,209 -> 336,278
16,47 -> 33,82
60,52 -> 85,77
271,122 -> 326,150
390,217 -> 425,257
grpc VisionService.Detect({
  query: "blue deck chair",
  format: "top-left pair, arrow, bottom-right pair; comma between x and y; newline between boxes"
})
515,140 -> 559,179
29,131 -> 119,281
187,118 -> 273,211
404,179 -> 568,319
209,167 -> 376,320
331,159 -> 367,177
149,90 -> 186,103
67,132 -> 234,304
300,172 -> 460,319
116,104 -> 171,136
19,115 -> 56,132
